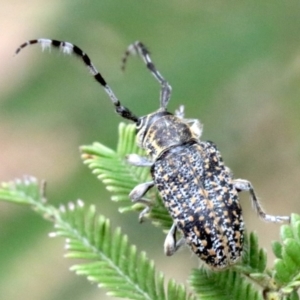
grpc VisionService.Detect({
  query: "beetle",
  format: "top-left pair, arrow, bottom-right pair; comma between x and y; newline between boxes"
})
16,39 -> 290,269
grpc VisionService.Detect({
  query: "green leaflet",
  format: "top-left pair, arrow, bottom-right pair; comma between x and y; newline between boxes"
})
1,123 -> 300,300
81,122 -> 173,230
189,267 -> 263,300
0,177 -> 194,300
273,214 -> 300,297
80,122 -> 300,299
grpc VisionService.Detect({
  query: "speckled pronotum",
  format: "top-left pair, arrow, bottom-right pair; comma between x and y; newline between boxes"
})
15,38 -> 290,269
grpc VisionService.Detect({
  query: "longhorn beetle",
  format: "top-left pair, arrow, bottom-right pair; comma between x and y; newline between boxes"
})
16,39 -> 290,269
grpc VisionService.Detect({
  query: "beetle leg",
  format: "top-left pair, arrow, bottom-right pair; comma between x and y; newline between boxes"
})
129,181 -> 154,201
126,154 -> 153,167
233,179 -> 290,223
135,200 -> 152,223
164,222 -> 186,256
129,181 -> 155,222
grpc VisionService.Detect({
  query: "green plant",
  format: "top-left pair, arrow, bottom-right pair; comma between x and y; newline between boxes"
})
0,123 -> 299,300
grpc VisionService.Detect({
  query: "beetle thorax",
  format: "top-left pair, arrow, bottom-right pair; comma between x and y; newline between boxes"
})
136,112 -> 195,160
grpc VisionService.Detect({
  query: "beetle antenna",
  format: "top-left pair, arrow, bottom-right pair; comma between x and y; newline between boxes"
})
121,41 -> 172,110
15,38 -> 139,122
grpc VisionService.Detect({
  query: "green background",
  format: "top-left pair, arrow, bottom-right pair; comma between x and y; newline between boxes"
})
1,1 -> 300,299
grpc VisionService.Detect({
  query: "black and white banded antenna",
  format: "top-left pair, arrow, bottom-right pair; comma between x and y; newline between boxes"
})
15,38 -> 139,122
121,41 -> 172,110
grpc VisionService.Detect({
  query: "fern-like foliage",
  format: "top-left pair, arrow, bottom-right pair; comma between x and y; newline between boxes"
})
80,122 -> 300,300
81,123 -> 173,231
0,177 -> 195,300
271,214 -> 300,299
1,123 -> 300,299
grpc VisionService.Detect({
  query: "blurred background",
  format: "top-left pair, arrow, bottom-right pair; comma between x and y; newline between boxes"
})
1,1 -> 300,299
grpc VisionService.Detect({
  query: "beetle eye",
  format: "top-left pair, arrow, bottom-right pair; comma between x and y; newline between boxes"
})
136,118 -> 143,130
